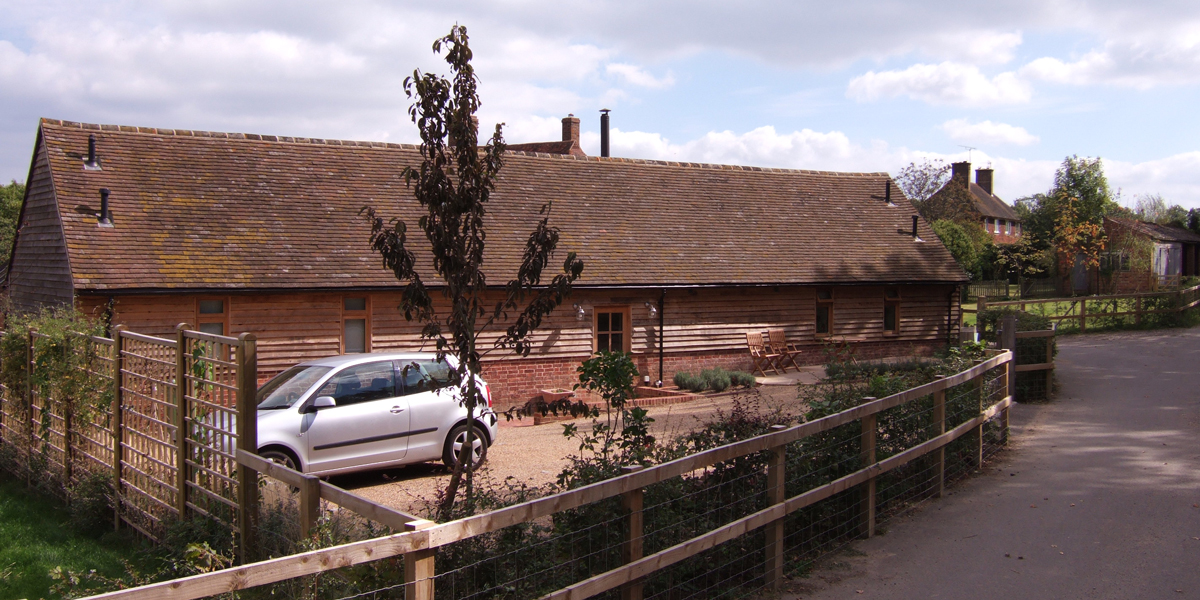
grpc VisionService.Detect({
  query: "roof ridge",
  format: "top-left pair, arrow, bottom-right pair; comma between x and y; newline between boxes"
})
40,117 -> 421,150
39,117 -> 889,177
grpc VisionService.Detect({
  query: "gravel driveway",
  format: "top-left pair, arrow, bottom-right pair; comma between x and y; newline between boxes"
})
329,384 -> 807,516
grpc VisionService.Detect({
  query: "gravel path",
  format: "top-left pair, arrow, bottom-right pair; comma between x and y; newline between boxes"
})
331,383 -> 807,516
783,326 -> 1200,599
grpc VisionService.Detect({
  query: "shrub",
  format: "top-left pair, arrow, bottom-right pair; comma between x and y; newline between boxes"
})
729,371 -> 756,388
67,473 -> 115,537
699,368 -> 731,392
673,372 -> 700,391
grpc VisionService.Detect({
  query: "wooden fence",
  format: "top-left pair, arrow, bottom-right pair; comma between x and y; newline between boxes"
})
81,350 -> 1015,600
0,325 -> 259,552
979,283 -> 1200,333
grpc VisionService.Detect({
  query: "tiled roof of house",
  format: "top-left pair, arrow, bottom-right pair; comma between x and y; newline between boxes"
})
1108,218 -> 1200,244
968,183 -> 1020,222
32,118 -> 967,292
506,140 -> 585,156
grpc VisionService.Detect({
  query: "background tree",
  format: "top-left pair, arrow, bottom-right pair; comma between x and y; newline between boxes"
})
0,180 -> 25,266
894,159 -> 950,205
363,25 -> 584,520
931,220 -> 982,279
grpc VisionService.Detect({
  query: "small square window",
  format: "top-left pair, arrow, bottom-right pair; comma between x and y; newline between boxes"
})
199,300 -> 224,314
594,308 -> 629,353
344,298 -> 367,311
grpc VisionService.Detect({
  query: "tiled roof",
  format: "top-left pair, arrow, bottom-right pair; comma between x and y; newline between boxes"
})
506,140 -> 585,156
968,183 -> 1020,221
1108,218 -> 1200,243
36,118 -> 968,291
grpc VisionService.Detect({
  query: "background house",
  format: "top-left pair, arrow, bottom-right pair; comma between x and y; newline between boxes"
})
927,162 -> 1022,244
1097,217 -> 1200,293
5,118 -> 968,408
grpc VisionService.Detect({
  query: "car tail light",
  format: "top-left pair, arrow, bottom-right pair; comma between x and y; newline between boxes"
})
484,382 -> 493,408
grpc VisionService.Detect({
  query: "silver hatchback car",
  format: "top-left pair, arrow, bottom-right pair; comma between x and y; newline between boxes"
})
254,353 -> 499,477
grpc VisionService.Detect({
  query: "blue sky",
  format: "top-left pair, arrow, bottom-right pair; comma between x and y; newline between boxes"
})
2,0 -> 1199,207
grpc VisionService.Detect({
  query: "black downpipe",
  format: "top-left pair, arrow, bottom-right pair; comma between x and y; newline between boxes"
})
658,289 -> 665,386
600,109 -> 610,158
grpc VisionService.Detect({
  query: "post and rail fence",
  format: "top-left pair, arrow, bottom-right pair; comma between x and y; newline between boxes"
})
976,283 -> 1200,334
80,350 -> 1016,600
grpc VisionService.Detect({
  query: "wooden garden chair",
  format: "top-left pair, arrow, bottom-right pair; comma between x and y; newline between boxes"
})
746,332 -> 781,376
767,329 -> 801,372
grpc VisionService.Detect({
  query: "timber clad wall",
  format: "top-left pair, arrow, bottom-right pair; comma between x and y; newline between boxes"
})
9,142 -> 74,312
79,284 -> 959,409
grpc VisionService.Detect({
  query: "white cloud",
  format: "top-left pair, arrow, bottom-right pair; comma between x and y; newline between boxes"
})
920,30 -> 1024,65
940,118 -> 1039,146
605,63 -> 675,89
1104,153 -> 1200,209
1020,38 -> 1200,89
847,62 -> 1032,106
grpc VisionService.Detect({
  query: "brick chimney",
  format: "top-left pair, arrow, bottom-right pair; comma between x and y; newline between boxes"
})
951,161 -> 971,183
562,114 -> 580,147
975,168 -> 994,195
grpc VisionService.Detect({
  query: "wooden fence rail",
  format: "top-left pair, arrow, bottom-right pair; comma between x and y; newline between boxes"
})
978,283 -> 1200,333
81,351 -> 1015,600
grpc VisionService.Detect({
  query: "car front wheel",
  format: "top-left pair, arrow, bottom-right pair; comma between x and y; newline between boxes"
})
260,449 -> 300,472
442,424 -> 488,470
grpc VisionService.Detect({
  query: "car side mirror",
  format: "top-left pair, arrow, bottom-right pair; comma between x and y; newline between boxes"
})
305,396 -> 337,413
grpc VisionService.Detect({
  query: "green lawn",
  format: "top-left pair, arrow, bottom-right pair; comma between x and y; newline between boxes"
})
0,475 -> 136,600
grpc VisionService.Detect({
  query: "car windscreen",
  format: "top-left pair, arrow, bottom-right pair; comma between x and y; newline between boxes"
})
257,365 -> 332,409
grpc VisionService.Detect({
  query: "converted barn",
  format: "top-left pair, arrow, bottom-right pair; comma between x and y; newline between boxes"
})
5,118 -> 967,408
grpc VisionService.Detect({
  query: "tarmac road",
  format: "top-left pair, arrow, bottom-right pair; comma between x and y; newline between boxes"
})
787,326 -> 1200,599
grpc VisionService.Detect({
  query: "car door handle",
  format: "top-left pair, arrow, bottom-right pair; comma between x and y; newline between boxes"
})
390,406 -> 404,414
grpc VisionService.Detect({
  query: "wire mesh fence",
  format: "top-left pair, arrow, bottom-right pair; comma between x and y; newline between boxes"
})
104,351 -> 1013,600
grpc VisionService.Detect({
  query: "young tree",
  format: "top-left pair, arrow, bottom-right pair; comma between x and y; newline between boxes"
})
0,180 -> 25,266
362,25 -> 584,519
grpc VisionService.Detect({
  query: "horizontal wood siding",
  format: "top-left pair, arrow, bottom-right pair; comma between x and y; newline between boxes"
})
8,142 -> 75,312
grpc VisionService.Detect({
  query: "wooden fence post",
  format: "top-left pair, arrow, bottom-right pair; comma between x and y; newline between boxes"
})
977,295 -> 988,313
175,325 -> 189,520
1136,295 -> 1143,326
764,424 -> 787,592
235,333 -> 259,563
859,398 -> 877,539
1000,314 -> 1017,403
621,465 -> 645,600
300,473 -> 321,539
972,360 -> 984,470
404,519 -> 437,600
1079,298 -> 1087,332
63,403 -> 73,487
112,326 -> 125,532
932,377 -> 946,498
26,329 -> 34,485
1045,333 -> 1054,401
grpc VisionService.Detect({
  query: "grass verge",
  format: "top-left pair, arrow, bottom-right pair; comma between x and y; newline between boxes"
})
0,474 -> 138,600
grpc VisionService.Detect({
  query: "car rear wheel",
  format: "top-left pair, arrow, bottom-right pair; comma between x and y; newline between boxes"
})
442,423 -> 487,470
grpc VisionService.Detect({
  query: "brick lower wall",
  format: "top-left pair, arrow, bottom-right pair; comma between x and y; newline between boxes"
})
481,339 -> 945,410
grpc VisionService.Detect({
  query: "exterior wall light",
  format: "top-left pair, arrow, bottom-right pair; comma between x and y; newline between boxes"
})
645,301 -> 657,317
573,303 -> 585,321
